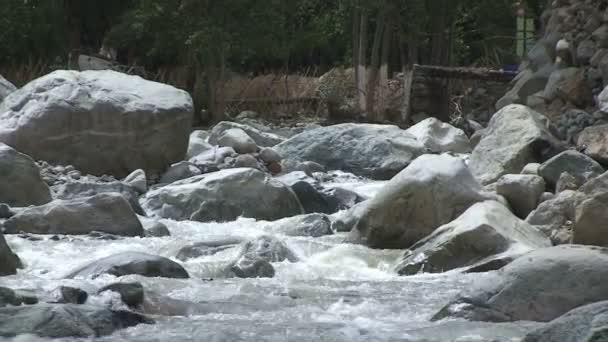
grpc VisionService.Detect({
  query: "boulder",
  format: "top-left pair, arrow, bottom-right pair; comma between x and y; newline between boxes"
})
209,121 -> 285,147
4,193 -> 143,236
352,154 -> 494,249
289,181 -> 335,214
259,147 -> 282,164
230,236 -> 298,278
176,238 -> 242,261
50,286 -> 88,305
496,69 -> 551,110
496,174 -> 546,218
332,201 -> 367,233
189,146 -> 236,166
555,171 -> 580,193
186,130 -> 212,159
53,180 -> 145,215
574,192 -> 608,247
159,161 -> 201,184
216,128 -> 258,154
405,117 -> 471,153
98,282 -> 144,308
0,75 -> 16,102
433,245 -> 608,322
396,201 -> 551,275
526,190 -> 583,245
522,301 -> 608,342
539,150 -> 604,188
275,123 -> 425,180
66,252 -> 189,279
123,169 -> 147,194
0,232 -> 21,276
0,70 -> 193,177
577,124 -> 608,164
0,143 -> 51,206
521,163 -> 541,175
268,213 -> 333,238
0,287 -> 37,307
0,304 -> 152,338
469,105 -> 563,185
142,168 -> 303,222
232,154 -> 259,169
143,221 -> 171,237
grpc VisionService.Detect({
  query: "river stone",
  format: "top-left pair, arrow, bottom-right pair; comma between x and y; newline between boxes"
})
577,124 -> 608,164
123,169 -> 147,194
332,201 -> 367,233
522,301 -> 608,342
50,286 -> 88,305
469,105 -> 563,185
521,163 -> 540,175
433,245 -> 608,322
209,121 -> 285,147
496,174 -> 545,218
99,283 -> 144,307
53,180 -> 145,215
0,232 -> 21,276
142,168 -> 303,222
574,192 -> 608,247
186,130 -> 213,159
405,117 -> 471,153
66,252 -> 189,279
0,75 -> 16,102
0,287 -> 37,307
268,213 -> 333,237
290,181 -> 335,214
0,304 -> 153,338
230,236 -> 298,278
259,147 -> 282,164
396,201 -> 551,275
539,150 -> 604,188
275,123 -> 425,180
189,146 -> 236,166
526,190 -> 583,244
143,221 -> 171,237
159,161 -> 201,184
216,128 -> 258,154
4,193 -> 144,236
0,143 -> 51,206
0,70 -> 193,177
352,154 -> 494,249
176,238 -> 242,261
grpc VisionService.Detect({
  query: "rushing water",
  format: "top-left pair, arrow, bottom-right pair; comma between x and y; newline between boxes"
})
0,174 -> 538,342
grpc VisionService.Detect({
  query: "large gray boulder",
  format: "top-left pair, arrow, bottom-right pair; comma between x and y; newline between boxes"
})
526,190 -> 583,244
0,70 -> 193,177
0,75 -> 16,103
405,117 -> 471,153
396,201 -> 551,275
522,301 -> 608,342
0,232 -> 21,276
351,154 -> 494,249
433,245 -> 608,322
275,123 -> 426,180
142,168 -> 303,221
209,121 -> 285,147
66,252 -> 189,279
0,143 -> 51,206
496,174 -> 546,218
539,150 -> 604,189
470,105 -> 563,185
0,304 -> 152,338
53,180 -> 145,215
4,193 -> 143,236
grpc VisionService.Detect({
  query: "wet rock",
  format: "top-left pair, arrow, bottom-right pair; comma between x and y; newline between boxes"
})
50,286 -> 88,304
99,283 -> 144,308
66,252 -> 189,279
275,123 -> 425,180
496,174 -> 545,218
526,190 -> 583,245
539,150 -> 604,189
405,117 -> 471,153
0,304 -> 153,338
0,232 -> 22,276
143,221 -> 171,237
176,238 -> 242,261
209,121 -> 285,147
123,169 -> 147,194
352,154 -> 494,249
469,105 -> 563,185
289,181 -> 334,214
216,128 -> 258,154
396,201 -> 550,275
0,287 -> 37,307
433,245 -> 608,322
53,180 -> 145,215
269,213 -> 333,237
0,70 -> 193,177
4,193 -> 144,236
331,201 -> 367,233
160,161 -> 201,184
230,236 -> 298,278
142,168 -> 303,222
0,143 -> 51,207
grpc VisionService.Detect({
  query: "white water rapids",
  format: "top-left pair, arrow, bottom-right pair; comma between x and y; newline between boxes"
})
0,173 -> 538,341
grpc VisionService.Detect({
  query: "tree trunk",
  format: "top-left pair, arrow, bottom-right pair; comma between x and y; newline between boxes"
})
377,15 -> 393,120
64,0 -> 81,69
352,4 -> 361,91
357,12 -> 368,113
365,9 -> 386,120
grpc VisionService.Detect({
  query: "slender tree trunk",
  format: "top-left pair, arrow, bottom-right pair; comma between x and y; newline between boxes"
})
357,12 -> 368,113
377,15 -> 393,121
352,4 -> 361,89
64,0 -> 81,69
365,9 -> 386,120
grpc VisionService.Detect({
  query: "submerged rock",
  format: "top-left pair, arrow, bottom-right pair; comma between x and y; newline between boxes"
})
230,236 -> 298,278
66,252 -> 189,279
268,213 -> 333,237
50,286 -> 88,305
176,238 -> 242,261
0,287 -> 37,307
99,282 -> 144,308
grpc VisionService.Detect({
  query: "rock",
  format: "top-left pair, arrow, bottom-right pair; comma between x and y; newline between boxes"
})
98,283 -> 144,307
186,130 -> 212,159
0,204 -> 13,219
352,154 -> 493,249
496,69 -> 551,110
216,128 -> 258,154
577,124 -> 608,164
258,147 -> 282,164
0,75 -> 16,102
176,238 -> 242,261
555,172 -> 579,192
123,169 -> 147,194
269,214 -> 333,237
66,252 -> 189,279
0,304 -> 152,338
233,154 -> 259,169
470,105 -> 563,185
275,171 -> 318,187
0,232 -> 22,276
275,123 -> 425,180
4,193 -> 143,236
396,201 -> 551,275
405,117 -> 471,153
496,174 -> 546,218
574,192 -> 608,247
142,168 -> 303,222
50,286 -> 88,304
230,236 -> 297,278
0,287 -> 37,307
433,245 -> 608,322
521,301 -> 608,342
526,190 -> 583,245
143,221 -> 171,237
159,161 -> 201,184
332,202 -> 367,233
289,181 -> 334,214
321,187 -> 366,211
53,180 -> 145,215
189,146 -> 236,166
539,150 -> 604,189
521,163 -> 541,175
209,121 -> 285,147
0,143 -> 51,206
0,70 -> 193,177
